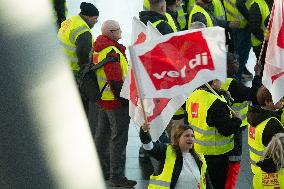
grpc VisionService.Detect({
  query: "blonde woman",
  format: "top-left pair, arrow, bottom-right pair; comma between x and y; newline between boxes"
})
254,133 -> 284,188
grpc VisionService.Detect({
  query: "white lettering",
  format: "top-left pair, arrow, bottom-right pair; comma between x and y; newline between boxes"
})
152,53 -> 209,80
167,71 -> 180,77
153,71 -> 167,79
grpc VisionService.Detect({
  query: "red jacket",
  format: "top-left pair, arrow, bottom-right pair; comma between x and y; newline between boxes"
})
93,35 -> 127,110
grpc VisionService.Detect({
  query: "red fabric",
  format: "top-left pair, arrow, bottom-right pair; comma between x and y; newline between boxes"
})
225,161 -> 241,189
93,35 -> 127,110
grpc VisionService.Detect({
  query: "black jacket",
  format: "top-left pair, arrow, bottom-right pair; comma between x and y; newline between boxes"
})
166,8 -> 181,31
75,31 -> 93,68
139,11 -> 174,35
191,3 -> 230,29
226,76 -> 262,104
248,0 -> 273,43
202,88 -> 242,137
139,128 -> 214,189
247,106 -> 284,146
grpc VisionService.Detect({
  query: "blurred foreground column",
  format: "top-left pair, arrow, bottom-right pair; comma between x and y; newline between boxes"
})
0,0 -> 105,188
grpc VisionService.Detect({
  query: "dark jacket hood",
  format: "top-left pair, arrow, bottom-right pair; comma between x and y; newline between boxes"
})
247,105 -> 282,126
139,11 -> 167,25
93,35 -> 126,56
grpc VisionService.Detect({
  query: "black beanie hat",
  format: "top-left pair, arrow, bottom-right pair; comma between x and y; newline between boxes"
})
165,0 -> 176,6
80,2 -> 99,16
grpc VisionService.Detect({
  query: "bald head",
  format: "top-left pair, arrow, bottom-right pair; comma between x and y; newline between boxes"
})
101,20 -> 122,41
150,0 -> 166,14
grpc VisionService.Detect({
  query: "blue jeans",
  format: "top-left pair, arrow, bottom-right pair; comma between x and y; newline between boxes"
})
232,28 -> 251,79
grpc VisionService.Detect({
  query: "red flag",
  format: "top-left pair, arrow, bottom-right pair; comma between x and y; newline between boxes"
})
263,0 -> 284,103
129,27 -> 227,98
120,17 -> 188,140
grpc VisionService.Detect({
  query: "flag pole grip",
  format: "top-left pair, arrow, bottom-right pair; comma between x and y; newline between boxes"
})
205,83 -> 236,115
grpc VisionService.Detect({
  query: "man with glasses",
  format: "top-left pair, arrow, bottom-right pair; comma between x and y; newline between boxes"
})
93,20 -> 137,188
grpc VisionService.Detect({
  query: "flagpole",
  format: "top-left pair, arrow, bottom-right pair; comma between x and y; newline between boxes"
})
205,83 -> 236,115
128,46 -> 149,124
257,0 -> 275,66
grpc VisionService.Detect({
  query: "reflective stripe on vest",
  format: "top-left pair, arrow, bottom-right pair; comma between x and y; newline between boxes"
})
224,0 -> 253,28
165,13 -> 178,32
177,2 -> 187,30
148,145 -> 207,189
221,78 -> 248,127
251,0 -> 270,47
57,15 -> 93,72
186,89 -> 234,155
253,168 -> 284,188
188,5 -> 214,28
212,0 -> 226,20
93,46 -> 128,100
248,117 -> 282,174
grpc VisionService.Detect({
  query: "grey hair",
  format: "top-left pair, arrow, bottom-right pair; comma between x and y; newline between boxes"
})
262,133 -> 284,171
189,21 -> 206,30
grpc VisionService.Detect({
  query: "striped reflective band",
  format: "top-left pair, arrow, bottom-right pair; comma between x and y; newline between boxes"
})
149,180 -> 170,187
67,55 -> 78,63
232,103 -> 248,111
249,146 -> 263,156
225,8 -> 244,20
70,26 -> 89,43
194,137 -> 233,146
59,40 -> 76,52
191,124 -> 219,135
250,158 -> 258,166
241,114 -> 247,120
225,0 -> 237,9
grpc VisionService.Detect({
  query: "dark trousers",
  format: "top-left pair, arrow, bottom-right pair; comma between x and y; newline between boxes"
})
232,28 -> 252,79
95,105 -> 130,180
205,154 -> 229,189
88,101 -> 99,139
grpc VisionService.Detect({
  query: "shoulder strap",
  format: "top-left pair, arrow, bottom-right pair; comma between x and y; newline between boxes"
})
91,56 -> 119,70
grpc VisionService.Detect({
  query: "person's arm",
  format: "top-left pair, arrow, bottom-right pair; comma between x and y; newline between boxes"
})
248,3 -> 264,41
75,31 -> 92,68
139,127 -> 167,161
207,99 -> 242,136
227,76 -> 262,103
102,50 -> 128,104
262,118 -> 284,146
236,0 -> 250,21
53,0 -> 66,28
191,12 -> 208,26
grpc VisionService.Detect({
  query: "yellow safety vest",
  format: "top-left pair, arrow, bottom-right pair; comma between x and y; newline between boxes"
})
224,0 -> 254,28
177,2 -> 187,30
187,0 -> 197,13
253,168 -> 284,189
186,89 -> 234,155
188,5 -> 214,28
57,15 -> 93,72
143,0 -> 150,11
174,107 -> 185,116
93,46 -> 128,100
148,145 -> 207,189
152,13 -> 177,32
251,0 -> 270,47
212,0 -> 226,20
248,117 -> 282,174
221,78 -> 249,127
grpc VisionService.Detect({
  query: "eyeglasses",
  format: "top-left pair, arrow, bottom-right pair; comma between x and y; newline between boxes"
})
110,28 -> 121,33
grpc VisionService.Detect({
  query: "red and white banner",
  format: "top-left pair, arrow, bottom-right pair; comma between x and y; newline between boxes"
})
263,0 -> 284,103
121,17 -> 188,140
129,27 -> 227,98
265,0 -> 284,68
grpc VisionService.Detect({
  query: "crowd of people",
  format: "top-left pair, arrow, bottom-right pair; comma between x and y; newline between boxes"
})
52,0 -> 284,188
